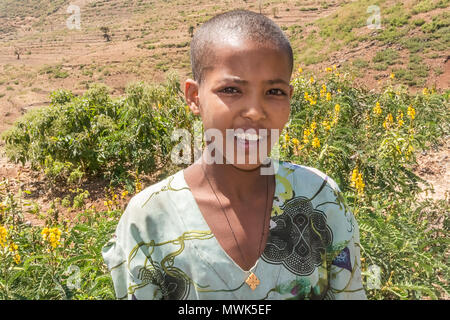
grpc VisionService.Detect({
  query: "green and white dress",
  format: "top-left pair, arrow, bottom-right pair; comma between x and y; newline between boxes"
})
102,159 -> 367,300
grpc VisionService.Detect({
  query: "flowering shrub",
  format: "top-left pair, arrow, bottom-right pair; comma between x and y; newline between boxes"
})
284,67 -> 449,299
0,72 -> 193,188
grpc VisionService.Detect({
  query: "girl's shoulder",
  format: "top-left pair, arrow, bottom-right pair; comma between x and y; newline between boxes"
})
120,169 -> 187,221
278,160 -> 342,193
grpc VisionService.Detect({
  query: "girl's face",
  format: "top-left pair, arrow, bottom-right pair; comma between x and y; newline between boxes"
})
185,39 -> 293,171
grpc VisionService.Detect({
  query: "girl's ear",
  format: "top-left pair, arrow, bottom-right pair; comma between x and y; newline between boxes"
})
288,84 -> 294,100
184,79 -> 201,115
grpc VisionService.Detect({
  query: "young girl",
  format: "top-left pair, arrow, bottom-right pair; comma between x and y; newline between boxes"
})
102,9 -> 366,300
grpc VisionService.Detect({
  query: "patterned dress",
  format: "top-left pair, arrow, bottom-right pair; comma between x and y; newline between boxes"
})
102,159 -> 367,300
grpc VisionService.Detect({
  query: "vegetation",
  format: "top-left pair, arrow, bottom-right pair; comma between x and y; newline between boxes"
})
1,66 -> 448,299
294,0 -> 449,81
38,64 -> 69,79
1,73 -> 192,188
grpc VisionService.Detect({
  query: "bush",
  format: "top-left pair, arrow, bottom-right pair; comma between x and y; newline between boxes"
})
284,68 -> 449,299
1,72 -> 193,187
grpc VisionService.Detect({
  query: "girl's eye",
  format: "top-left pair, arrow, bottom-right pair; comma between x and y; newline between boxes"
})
220,87 -> 240,94
267,88 -> 286,96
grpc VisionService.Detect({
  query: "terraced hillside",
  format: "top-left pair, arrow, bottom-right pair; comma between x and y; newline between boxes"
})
0,0 -> 448,133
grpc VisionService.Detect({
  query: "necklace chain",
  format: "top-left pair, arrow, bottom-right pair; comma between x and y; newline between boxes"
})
200,161 -> 270,278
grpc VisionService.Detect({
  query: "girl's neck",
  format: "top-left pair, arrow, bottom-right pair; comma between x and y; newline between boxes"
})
198,151 -> 273,203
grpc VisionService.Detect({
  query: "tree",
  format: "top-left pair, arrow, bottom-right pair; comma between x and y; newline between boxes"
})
100,26 -> 111,42
272,7 -> 279,18
14,47 -> 22,60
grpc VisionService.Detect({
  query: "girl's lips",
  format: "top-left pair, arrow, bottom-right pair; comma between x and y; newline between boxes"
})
233,134 -> 268,151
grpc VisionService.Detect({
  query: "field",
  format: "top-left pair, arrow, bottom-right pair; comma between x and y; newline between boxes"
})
0,0 -> 449,300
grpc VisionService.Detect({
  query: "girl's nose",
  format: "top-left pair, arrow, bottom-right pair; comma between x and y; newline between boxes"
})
240,95 -> 266,121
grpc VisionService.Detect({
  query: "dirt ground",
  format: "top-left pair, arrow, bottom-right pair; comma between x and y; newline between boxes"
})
413,137 -> 450,203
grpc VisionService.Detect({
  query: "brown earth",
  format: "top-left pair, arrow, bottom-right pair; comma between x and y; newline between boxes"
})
413,137 -> 450,203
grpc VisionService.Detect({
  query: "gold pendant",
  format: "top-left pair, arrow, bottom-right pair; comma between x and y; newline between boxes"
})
245,272 -> 260,291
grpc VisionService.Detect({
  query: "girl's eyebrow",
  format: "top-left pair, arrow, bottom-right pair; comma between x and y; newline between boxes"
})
217,76 -> 289,86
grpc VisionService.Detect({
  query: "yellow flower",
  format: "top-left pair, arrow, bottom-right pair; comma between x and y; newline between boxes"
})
121,190 -> 129,199
422,88 -> 428,95
41,227 -> 62,250
309,76 -> 315,84
285,133 -> 290,142
310,122 -> 317,131
14,253 -> 21,264
383,113 -> 394,129
334,104 -> 341,114
158,102 -> 162,109
331,115 -> 339,126
373,102 -> 382,116
303,128 -> 311,137
407,105 -> 415,120
0,225 -> 7,248
325,67 -> 333,72
304,91 -> 318,105
304,92 -> 309,100
397,111 -> 404,127
326,92 -> 332,101
291,138 -> 300,146
320,85 -> 327,98
135,181 -> 143,193
41,227 -> 49,240
298,67 -> 303,73
333,64 -> 337,70
9,242 -> 18,252
350,167 -> 365,195
185,105 -> 190,113
322,120 -> 331,131
390,73 -> 395,79
312,137 -> 320,148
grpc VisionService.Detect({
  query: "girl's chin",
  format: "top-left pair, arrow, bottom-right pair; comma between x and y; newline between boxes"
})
229,163 -> 262,171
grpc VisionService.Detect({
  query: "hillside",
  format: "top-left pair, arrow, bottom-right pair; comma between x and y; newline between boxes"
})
0,0 -> 449,133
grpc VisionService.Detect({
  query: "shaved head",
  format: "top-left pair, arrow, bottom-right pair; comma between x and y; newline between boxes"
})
190,9 -> 293,86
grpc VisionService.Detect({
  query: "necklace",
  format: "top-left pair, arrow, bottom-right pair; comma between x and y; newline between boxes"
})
200,160 -> 271,291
